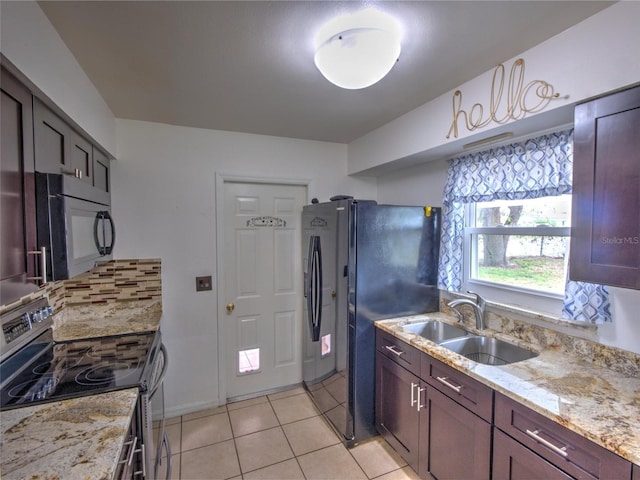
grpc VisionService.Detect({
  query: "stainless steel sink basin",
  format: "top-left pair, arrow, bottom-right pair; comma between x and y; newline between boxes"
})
439,335 -> 538,366
401,321 -> 471,343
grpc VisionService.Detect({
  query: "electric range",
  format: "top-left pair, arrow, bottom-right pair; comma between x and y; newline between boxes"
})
0,297 -> 157,411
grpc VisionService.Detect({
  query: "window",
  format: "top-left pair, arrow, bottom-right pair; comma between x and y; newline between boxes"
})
465,195 -> 571,297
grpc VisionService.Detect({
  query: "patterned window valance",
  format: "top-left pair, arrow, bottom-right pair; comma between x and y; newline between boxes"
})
437,129 -> 611,324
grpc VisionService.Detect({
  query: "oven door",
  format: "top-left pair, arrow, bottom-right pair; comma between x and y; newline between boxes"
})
143,343 -> 171,479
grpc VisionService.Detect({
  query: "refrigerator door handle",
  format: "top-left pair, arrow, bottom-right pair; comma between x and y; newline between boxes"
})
306,236 -> 322,342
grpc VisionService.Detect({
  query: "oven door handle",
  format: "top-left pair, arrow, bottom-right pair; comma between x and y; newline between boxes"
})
149,343 -> 168,398
163,431 -> 172,480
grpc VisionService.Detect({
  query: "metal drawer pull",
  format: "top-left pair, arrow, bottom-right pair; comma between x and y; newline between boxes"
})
525,429 -> 569,457
436,376 -> 462,393
118,438 -> 134,465
385,345 -> 405,357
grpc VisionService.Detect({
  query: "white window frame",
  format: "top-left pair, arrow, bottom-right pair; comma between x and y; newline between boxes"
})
461,202 -> 571,315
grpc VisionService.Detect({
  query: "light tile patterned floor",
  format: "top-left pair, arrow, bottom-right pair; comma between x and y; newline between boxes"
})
164,386 -> 420,480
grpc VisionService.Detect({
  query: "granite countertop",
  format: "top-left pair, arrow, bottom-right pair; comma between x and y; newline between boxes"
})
376,313 -> 640,466
0,388 -> 139,480
53,299 -> 162,341
0,299 -> 162,479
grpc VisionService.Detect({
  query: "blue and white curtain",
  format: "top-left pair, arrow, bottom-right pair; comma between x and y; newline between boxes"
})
437,129 -> 612,324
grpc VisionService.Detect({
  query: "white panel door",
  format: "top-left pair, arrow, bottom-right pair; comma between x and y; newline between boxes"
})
222,181 -> 306,400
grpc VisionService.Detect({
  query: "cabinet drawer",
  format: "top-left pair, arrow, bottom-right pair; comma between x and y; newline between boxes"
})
495,392 -> 632,480
421,354 -> 493,421
493,428 -> 572,480
376,329 -> 421,376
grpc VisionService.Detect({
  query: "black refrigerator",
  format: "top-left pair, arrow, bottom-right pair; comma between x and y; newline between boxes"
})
302,198 -> 441,446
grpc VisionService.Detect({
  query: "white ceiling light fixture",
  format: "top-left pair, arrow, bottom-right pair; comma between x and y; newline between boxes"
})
314,8 -> 402,90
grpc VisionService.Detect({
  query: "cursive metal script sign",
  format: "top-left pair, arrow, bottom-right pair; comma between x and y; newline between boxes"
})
446,58 -> 561,139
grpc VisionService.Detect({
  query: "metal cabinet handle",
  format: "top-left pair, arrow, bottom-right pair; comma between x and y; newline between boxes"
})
417,386 -> 425,412
127,436 -> 139,467
118,437 -> 136,466
26,247 -> 47,285
411,383 -> 426,411
525,429 -> 569,457
134,442 -> 146,477
436,376 -> 462,393
385,345 -> 405,357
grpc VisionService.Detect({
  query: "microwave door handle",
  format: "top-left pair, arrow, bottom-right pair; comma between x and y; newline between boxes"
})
103,211 -> 115,254
94,211 -> 116,255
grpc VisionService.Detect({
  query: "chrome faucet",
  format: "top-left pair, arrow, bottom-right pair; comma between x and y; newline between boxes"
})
447,291 -> 486,330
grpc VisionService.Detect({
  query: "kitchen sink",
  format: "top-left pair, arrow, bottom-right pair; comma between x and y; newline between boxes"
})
401,320 -> 471,343
439,335 -> 538,366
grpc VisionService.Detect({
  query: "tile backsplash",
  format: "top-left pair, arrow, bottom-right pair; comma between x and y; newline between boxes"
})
64,259 -> 161,305
0,259 -> 161,316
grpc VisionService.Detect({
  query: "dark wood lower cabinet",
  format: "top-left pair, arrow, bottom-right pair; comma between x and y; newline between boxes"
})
375,328 -> 635,480
495,392 -> 632,480
493,428 -> 572,480
375,350 -> 421,471
420,386 -> 491,480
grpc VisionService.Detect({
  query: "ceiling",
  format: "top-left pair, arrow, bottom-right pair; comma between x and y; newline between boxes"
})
39,1 -> 612,144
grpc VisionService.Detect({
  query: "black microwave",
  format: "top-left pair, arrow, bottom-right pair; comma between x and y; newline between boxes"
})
35,173 -> 115,281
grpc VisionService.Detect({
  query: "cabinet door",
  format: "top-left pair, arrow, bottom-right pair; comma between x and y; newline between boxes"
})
493,429 -> 572,480
93,146 -> 110,193
68,130 -> 92,185
34,98 -> 93,185
419,386 -> 491,480
1,68 -> 39,304
571,85 -> 640,289
375,350 -> 421,471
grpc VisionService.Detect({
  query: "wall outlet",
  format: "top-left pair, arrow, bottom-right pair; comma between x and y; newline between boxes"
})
195,275 -> 213,292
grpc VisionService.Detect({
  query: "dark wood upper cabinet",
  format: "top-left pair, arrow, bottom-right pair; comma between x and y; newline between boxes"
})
0,68 -> 40,304
571,85 -> 640,289
34,97 -> 93,186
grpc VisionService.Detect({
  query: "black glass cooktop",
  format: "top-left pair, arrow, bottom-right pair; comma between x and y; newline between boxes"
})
0,331 -> 155,410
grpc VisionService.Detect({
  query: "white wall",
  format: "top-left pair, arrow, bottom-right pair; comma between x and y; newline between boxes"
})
0,1 -> 116,156
377,163 -> 640,355
111,119 -> 377,416
349,2 -> 640,175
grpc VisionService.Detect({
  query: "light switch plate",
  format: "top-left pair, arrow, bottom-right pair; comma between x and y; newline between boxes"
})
195,275 -> 213,292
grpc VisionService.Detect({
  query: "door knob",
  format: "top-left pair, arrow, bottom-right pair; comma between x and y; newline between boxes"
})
226,303 -> 235,313
331,291 -> 337,298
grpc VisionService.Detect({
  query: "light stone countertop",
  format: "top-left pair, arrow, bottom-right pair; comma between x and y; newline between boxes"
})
0,388 -> 139,480
376,313 -> 640,466
53,299 -> 162,341
0,299 -> 162,479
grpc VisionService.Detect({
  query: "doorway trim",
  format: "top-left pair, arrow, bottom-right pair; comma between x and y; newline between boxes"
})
215,172 -> 310,405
